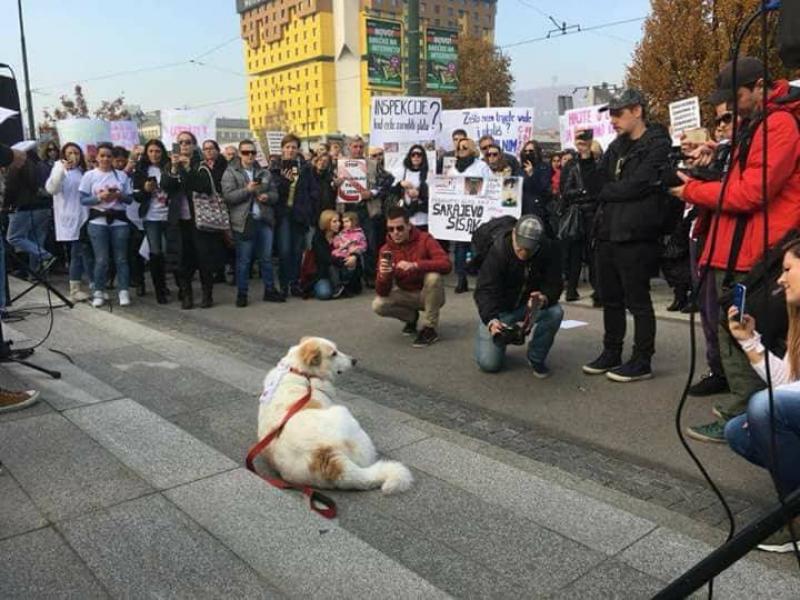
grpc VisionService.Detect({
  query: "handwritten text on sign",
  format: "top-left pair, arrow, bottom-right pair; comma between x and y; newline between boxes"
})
559,105 -> 617,152
370,96 -> 442,147
439,107 -> 535,155
429,175 -> 522,242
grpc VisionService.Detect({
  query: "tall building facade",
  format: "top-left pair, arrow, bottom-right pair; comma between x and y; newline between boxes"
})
237,0 -> 496,141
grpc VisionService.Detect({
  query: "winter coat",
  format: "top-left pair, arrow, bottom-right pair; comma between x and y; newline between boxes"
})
331,227 -> 367,260
310,228 -> 334,282
684,80 -> 800,271
221,162 -> 279,232
474,231 -> 563,325
375,226 -> 452,296
581,123 -> 672,243
521,162 -> 554,226
270,158 -> 314,225
4,151 -> 50,211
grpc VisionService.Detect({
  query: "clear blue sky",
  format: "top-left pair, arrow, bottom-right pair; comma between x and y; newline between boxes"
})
0,0 -> 651,122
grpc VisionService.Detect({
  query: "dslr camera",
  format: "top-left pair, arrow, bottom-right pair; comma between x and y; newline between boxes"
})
492,324 -> 527,347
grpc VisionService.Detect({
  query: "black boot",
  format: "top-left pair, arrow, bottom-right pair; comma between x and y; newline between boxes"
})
455,274 -> 469,294
200,271 -> 214,309
666,289 -> 688,312
181,278 -> 194,310
151,256 -> 169,304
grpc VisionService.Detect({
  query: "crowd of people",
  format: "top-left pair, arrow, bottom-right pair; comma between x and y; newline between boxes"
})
2,55 -> 800,553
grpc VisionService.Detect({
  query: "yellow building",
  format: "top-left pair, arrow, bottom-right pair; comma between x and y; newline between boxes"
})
237,0 -> 497,142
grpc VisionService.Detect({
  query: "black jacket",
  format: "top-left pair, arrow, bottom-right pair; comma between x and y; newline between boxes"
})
582,124 -> 672,242
474,231 -> 563,325
311,228 -> 333,282
4,152 -> 51,211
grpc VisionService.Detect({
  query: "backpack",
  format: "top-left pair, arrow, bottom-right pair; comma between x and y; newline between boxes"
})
470,215 -> 517,271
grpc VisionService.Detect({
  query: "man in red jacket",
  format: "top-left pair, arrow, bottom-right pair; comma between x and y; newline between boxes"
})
670,57 -> 800,442
372,206 -> 452,347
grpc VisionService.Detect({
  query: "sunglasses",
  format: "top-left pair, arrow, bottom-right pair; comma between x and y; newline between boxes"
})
410,151 -> 424,157
240,150 -> 256,156
387,225 -> 406,233
178,139 -> 193,145
715,112 -> 733,126
486,152 -> 500,158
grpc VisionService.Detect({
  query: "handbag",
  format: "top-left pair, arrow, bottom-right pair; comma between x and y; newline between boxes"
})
557,203 -> 584,241
192,165 -> 231,232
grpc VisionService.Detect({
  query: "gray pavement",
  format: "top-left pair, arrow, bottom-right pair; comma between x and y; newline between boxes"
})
0,277 -> 799,598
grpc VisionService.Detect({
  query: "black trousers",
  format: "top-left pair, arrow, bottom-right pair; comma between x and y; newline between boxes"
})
563,238 -> 584,294
596,240 -> 659,361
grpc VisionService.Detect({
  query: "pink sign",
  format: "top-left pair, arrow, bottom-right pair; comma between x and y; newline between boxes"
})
109,120 -> 139,150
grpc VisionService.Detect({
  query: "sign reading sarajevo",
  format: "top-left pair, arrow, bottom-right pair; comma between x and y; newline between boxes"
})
426,28 -> 458,92
439,107 -> 535,155
366,18 -> 403,89
429,175 -> 523,242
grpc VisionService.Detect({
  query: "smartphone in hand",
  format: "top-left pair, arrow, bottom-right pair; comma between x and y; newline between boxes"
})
732,283 -> 747,323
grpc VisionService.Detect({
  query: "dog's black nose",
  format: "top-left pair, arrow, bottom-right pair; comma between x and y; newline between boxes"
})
351,358 -> 357,366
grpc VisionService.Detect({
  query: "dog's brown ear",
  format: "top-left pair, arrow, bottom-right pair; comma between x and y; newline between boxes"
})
299,340 -> 322,367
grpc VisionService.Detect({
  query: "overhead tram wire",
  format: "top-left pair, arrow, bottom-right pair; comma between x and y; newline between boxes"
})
500,16 -> 647,50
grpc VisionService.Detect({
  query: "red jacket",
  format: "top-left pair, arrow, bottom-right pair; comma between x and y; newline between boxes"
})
684,80 -> 800,271
375,227 -> 452,296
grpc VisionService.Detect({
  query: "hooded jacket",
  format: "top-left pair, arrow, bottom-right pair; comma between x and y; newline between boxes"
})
684,80 -> 800,271
375,226 -> 452,296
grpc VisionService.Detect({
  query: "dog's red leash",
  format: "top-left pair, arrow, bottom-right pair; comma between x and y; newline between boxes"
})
245,369 -> 337,519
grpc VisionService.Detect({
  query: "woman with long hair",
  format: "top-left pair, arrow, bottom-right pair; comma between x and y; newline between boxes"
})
45,142 -> 93,301
725,239 -> 800,553
309,209 -> 344,300
389,144 -> 430,230
79,142 -> 134,307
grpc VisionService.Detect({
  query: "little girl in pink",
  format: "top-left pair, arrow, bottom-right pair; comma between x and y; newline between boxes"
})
331,211 -> 367,264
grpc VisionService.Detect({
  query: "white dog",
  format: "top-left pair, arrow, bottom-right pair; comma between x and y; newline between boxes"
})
256,337 -> 413,494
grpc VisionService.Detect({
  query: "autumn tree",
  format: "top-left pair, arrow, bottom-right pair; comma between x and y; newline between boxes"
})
39,85 -> 135,136
440,36 -> 514,109
627,0 -> 792,124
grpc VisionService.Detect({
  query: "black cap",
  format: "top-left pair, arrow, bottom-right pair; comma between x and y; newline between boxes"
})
599,88 -> 647,112
708,57 -> 765,105
513,215 -> 544,254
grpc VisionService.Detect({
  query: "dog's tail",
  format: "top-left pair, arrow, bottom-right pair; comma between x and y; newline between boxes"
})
339,457 -> 414,495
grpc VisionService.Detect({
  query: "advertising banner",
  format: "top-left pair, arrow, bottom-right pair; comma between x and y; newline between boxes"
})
160,108 -> 216,147
337,159 -> 368,203
429,175 -> 522,242
559,105 -> 617,152
439,107 -> 534,155
426,28 -> 458,92
366,18 -> 403,89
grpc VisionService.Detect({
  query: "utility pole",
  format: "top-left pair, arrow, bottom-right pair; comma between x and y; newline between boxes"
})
17,0 -> 35,138
406,0 -> 421,96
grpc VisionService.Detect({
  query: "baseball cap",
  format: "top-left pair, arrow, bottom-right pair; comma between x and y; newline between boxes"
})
514,215 -> 544,253
708,57 -> 765,105
599,88 -> 647,112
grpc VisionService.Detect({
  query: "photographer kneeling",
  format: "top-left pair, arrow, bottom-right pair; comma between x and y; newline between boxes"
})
724,239 -> 800,553
474,215 -> 564,378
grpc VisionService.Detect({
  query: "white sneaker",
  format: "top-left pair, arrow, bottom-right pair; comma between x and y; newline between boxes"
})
118,290 -> 131,306
92,291 -> 105,308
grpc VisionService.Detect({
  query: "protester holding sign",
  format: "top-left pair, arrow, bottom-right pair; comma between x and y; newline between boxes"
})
519,140 -> 554,235
479,135 -> 520,176
389,145 -> 430,229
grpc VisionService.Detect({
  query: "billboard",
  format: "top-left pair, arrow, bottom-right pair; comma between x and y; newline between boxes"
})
366,18 -> 403,89
426,28 -> 458,92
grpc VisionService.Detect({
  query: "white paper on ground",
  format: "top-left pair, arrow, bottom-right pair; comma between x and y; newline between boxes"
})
560,319 -> 589,330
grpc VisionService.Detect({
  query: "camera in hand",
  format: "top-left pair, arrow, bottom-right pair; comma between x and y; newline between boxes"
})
656,150 -> 725,190
492,324 -> 527,347
575,129 -> 594,142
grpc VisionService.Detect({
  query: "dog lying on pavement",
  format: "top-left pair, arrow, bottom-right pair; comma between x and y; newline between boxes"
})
256,337 -> 413,494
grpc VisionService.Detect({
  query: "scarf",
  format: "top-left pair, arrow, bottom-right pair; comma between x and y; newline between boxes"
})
455,156 -> 476,173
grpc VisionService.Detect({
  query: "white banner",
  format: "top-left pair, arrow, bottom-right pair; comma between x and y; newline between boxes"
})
668,96 -> 701,146
429,175 -> 522,242
382,141 -> 437,175
369,96 -> 443,148
439,107 -> 534,155
559,105 -> 617,152
160,108 -> 216,147
55,118 -> 111,153
109,120 -> 139,150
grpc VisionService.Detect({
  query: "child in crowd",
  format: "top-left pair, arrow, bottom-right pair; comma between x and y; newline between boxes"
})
331,211 -> 367,265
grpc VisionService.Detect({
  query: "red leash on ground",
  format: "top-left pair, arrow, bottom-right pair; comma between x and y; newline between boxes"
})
245,376 -> 337,519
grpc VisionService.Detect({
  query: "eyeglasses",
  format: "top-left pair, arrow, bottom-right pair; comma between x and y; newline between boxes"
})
240,150 -> 256,156
486,152 -> 500,158
715,112 -> 733,126
178,139 -> 193,145
387,225 -> 406,233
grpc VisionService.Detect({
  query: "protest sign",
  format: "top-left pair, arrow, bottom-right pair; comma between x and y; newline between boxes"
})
382,141 -> 437,175
370,96 -> 443,147
426,28 -> 458,92
337,159 -> 368,203
366,18 -> 403,89
429,175 -> 522,242
109,120 -> 139,149
265,131 -> 286,155
160,108 -> 216,147
439,107 -> 534,155
668,97 -> 701,145
559,105 -> 617,152
56,119 -> 111,155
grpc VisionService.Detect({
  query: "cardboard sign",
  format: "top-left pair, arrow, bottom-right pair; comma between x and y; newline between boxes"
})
55,119 -> 111,153
439,107 -> 534,155
337,159 -> 368,203
429,175 -> 522,242
669,97 -> 701,145
559,105 -> 617,152
370,96 -> 443,147
160,108 -> 216,147
109,120 -> 139,150
382,141 -> 437,175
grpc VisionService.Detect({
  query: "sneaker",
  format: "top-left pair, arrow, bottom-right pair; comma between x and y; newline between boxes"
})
0,389 -> 40,413
263,288 -> 286,303
758,526 -> 800,553
332,284 -> 346,299
688,372 -> 730,397
685,420 -> 727,443
528,360 -> 551,379
402,312 -> 419,336
412,327 -> 439,348
236,294 -> 248,308
118,290 -> 131,306
92,291 -> 105,308
606,358 -> 653,383
582,350 -> 622,375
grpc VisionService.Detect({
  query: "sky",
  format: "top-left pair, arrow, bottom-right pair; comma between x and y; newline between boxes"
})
0,0 -> 652,123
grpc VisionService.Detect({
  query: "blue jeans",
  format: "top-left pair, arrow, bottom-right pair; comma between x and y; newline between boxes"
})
6,209 -> 53,271
234,219 -> 275,295
87,223 -> 130,292
315,278 -> 333,300
725,388 -> 800,497
475,303 -> 564,373
144,220 -> 168,256
276,218 -> 308,290
68,240 -> 94,282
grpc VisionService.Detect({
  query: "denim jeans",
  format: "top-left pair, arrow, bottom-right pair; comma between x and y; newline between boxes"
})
276,218 -> 308,290
475,303 -> 564,372
315,278 -> 333,300
87,223 -> 130,292
144,220 -> 168,256
6,209 -> 53,271
234,219 -> 275,295
725,388 -> 800,497
68,240 -> 94,282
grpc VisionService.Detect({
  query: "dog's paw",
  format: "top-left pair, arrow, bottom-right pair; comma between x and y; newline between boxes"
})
380,462 -> 413,494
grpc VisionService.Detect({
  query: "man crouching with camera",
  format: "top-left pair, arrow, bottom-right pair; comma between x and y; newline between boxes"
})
474,215 -> 564,378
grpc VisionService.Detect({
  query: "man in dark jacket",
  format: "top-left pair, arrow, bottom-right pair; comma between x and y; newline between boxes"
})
474,215 -> 564,377
579,89 -> 671,383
